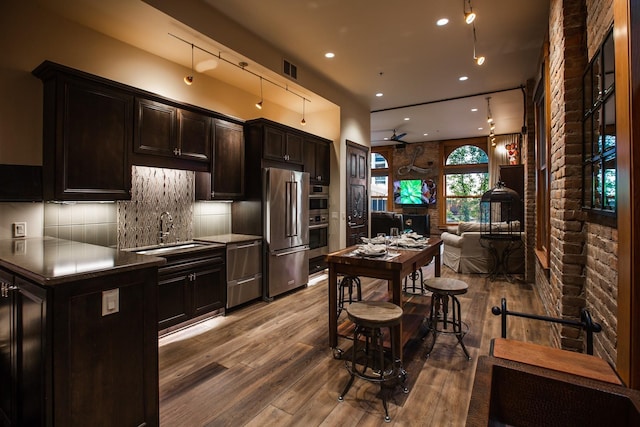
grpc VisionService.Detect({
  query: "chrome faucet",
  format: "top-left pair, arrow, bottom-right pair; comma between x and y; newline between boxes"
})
159,211 -> 174,244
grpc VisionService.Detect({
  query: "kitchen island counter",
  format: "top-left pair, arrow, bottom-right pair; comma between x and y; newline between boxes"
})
0,236 -> 165,286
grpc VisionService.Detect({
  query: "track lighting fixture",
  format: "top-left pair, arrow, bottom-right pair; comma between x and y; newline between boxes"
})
486,96 -> 496,141
472,25 -> 485,65
256,77 -> 263,109
170,33 -> 310,118
464,0 -> 476,24
184,43 -> 194,85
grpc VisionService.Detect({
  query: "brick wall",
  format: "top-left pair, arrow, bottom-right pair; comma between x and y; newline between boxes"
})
584,0 -> 617,366
535,0 -> 617,362
543,0 -> 588,352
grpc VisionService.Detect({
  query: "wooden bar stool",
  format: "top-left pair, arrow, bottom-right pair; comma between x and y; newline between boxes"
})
338,301 -> 408,422
422,277 -> 471,360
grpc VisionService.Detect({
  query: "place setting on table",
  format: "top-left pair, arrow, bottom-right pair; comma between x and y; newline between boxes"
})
353,228 -> 432,259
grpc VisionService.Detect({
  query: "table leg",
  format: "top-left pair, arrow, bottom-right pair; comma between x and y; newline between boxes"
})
435,251 -> 441,277
328,264 -> 338,349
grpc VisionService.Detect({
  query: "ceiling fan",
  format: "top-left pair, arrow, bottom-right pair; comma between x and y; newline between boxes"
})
388,129 -> 407,142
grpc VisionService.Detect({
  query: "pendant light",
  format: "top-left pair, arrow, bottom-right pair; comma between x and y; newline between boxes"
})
473,25 -> 485,65
464,0 -> 476,24
300,99 -> 306,126
255,77 -> 263,109
184,43 -> 194,85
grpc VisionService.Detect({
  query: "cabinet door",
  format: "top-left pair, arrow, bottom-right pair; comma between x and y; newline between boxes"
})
55,78 -> 133,201
13,278 -> 47,427
285,133 -> 304,164
0,271 -> 14,426
212,119 -> 244,199
263,126 -> 286,161
157,273 -> 190,330
305,138 -> 330,184
178,109 -> 211,162
134,97 -> 177,158
191,265 -> 227,317
192,264 -> 225,317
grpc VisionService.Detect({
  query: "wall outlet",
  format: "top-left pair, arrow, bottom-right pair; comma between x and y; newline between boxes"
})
102,288 -> 120,316
13,222 -> 26,238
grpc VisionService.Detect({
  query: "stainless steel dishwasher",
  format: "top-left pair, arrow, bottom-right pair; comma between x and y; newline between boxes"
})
226,239 -> 262,308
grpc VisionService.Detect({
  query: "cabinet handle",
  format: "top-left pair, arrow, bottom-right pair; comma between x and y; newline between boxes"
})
173,147 -> 181,156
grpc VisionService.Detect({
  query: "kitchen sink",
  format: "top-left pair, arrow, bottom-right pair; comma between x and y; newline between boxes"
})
133,242 -> 212,256
467,356 -> 640,427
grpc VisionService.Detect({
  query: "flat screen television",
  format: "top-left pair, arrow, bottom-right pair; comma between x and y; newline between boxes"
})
393,179 -> 436,206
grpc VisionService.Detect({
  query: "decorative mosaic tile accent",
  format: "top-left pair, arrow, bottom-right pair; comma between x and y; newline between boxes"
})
117,166 -> 194,249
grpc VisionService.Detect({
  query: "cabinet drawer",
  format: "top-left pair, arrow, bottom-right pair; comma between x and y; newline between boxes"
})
227,274 -> 262,308
227,240 -> 262,281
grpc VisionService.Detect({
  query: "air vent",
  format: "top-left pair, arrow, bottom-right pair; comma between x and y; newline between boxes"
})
283,59 -> 298,80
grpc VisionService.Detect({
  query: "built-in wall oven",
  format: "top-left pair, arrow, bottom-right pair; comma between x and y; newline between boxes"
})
309,185 -> 329,261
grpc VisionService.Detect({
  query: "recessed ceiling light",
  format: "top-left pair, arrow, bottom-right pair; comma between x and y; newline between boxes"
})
376,92 -> 383,97
459,76 -> 469,81
478,127 -> 484,130
437,18 -> 449,26
325,52 -> 335,58
423,133 -> 429,136
471,108 -> 478,112
404,117 -> 410,121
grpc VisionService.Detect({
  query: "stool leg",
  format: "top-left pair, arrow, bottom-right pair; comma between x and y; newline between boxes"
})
452,295 -> 471,360
422,293 -> 439,356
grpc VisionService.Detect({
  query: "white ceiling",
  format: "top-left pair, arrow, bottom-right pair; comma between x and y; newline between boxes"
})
41,0 -> 550,146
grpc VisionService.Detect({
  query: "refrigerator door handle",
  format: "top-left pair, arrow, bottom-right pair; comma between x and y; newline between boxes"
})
272,246 -> 310,257
291,180 -> 298,237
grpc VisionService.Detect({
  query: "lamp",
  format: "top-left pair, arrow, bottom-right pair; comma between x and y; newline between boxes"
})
464,0 -> 476,24
473,25 -> 485,65
184,43 -> 194,85
255,77 -> 263,109
487,96 -> 495,143
301,99 -> 306,126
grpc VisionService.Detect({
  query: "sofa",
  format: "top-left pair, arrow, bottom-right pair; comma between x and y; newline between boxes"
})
441,221 -> 524,274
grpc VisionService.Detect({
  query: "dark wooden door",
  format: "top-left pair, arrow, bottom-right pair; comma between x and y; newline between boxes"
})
59,78 -> 133,200
0,270 -> 14,426
157,272 -> 190,330
134,97 -> 177,157
212,119 -> 244,199
178,108 -> 210,162
13,278 -> 47,427
346,140 -> 369,246
192,264 -> 225,317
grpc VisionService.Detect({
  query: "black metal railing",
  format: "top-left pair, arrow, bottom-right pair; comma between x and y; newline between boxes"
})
491,297 -> 602,355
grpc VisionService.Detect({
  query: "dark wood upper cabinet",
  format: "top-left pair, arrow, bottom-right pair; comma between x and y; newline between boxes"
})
33,62 -> 133,201
304,136 -> 331,185
262,123 -> 304,164
195,118 -> 245,200
134,97 -> 210,168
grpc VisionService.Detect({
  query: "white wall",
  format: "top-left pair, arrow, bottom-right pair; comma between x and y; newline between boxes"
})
0,1 -> 371,249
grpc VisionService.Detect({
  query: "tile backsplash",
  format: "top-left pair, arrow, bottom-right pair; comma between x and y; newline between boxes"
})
41,166 -> 231,248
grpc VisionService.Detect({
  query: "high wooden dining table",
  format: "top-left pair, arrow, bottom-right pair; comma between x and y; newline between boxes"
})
326,237 -> 443,360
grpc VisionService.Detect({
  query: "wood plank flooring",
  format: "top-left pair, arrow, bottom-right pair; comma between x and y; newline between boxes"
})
158,263 -> 551,426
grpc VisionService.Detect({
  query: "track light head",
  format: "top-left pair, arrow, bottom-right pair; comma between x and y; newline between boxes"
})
475,55 -> 485,65
300,117 -> 306,126
465,11 -> 476,24
184,75 -> 193,85
255,100 -> 263,109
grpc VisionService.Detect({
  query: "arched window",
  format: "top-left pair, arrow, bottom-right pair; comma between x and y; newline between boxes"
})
442,143 -> 489,224
371,148 -> 392,211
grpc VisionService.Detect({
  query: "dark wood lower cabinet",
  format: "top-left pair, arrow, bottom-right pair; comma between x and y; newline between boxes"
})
0,266 -> 159,427
157,248 -> 225,331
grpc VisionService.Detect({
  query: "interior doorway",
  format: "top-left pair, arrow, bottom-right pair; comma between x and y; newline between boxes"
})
345,140 -> 369,246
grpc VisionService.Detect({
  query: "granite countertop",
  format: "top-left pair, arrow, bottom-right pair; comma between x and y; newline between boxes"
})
196,233 -> 262,245
0,237 -> 165,286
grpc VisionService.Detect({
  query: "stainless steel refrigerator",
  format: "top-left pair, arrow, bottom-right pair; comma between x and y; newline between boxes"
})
263,167 -> 310,299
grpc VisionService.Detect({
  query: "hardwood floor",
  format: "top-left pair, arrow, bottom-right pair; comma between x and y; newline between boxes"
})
158,263 -> 550,426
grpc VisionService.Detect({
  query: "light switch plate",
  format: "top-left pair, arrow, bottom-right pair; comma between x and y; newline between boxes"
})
13,222 -> 26,238
102,288 -> 119,316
